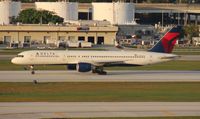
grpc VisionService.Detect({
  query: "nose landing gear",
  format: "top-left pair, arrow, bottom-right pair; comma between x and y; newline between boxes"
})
23,65 -> 35,74
30,65 -> 35,75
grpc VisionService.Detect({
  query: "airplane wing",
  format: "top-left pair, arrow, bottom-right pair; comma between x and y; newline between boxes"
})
79,60 -> 126,66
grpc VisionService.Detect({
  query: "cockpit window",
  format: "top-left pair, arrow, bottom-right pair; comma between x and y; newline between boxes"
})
17,55 -> 24,58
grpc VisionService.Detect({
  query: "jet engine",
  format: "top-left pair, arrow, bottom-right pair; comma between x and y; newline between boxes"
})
67,64 -> 76,70
76,63 -> 92,72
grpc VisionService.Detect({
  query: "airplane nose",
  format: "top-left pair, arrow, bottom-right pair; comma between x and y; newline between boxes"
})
11,58 -> 17,64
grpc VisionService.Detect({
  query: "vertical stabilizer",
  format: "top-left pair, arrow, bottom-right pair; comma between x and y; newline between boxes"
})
149,26 -> 182,53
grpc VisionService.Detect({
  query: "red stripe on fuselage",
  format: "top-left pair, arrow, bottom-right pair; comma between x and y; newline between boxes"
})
161,32 -> 179,53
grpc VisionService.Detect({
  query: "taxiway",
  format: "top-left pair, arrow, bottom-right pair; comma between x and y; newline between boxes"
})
0,102 -> 200,119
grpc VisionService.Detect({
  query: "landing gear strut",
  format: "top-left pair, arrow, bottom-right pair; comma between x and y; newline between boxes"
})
92,66 -> 107,75
30,65 -> 35,75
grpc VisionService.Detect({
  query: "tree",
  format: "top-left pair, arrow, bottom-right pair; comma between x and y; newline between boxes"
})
20,0 -> 57,3
14,9 -> 64,24
184,25 -> 199,43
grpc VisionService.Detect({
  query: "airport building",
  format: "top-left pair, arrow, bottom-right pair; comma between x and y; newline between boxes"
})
0,0 -> 137,47
2,0 -> 200,48
0,21 -> 118,48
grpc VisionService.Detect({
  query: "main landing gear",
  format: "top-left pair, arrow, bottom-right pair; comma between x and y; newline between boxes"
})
92,66 -> 107,75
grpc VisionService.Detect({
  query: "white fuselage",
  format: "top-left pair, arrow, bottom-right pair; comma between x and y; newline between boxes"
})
11,50 -> 178,66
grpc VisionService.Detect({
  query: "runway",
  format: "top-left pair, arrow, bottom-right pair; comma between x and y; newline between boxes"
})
1,102 -> 200,119
0,55 -> 13,60
0,70 -> 200,82
179,55 -> 200,61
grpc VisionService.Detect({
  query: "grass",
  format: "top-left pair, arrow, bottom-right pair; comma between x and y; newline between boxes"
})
106,60 -> 200,71
1,82 -> 200,102
0,60 -> 200,71
173,52 -> 200,55
0,48 -> 37,55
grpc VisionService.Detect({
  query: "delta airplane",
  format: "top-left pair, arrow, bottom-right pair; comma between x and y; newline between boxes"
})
11,26 -> 181,75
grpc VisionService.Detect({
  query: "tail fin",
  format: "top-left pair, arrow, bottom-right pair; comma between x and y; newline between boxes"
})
149,26 -> 182,53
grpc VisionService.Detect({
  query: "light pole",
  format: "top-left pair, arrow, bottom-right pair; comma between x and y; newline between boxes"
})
178,11 -> 180,25
162,10 -> 164,29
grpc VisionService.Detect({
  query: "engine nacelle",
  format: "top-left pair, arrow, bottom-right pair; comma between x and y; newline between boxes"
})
77,63 -> 92,72
67,64 -> 76,70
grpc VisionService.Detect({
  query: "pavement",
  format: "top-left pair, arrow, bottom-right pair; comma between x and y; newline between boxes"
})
179,55 -> 200,61
0,70 -> 200,82
0,55 -> 15,60
0,102 -> 200,119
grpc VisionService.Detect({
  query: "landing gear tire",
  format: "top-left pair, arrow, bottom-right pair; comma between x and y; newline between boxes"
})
98,71 -> 107,75
33,80 -> 37,84
92,69 -> 97,73
31,70 -> 35,75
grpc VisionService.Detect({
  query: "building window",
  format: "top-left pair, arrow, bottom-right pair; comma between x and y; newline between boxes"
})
88,36 -> 94,43
23,36 -> 31,48
78,12 -> 92,20
97,37 -> 104,45
24,36 -> 31,43
58,36 -> 66,48
78,36 -> 85,41
4,36 -> 11,46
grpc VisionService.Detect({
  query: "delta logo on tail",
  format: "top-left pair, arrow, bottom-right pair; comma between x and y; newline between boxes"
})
149,26 -> 182,53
